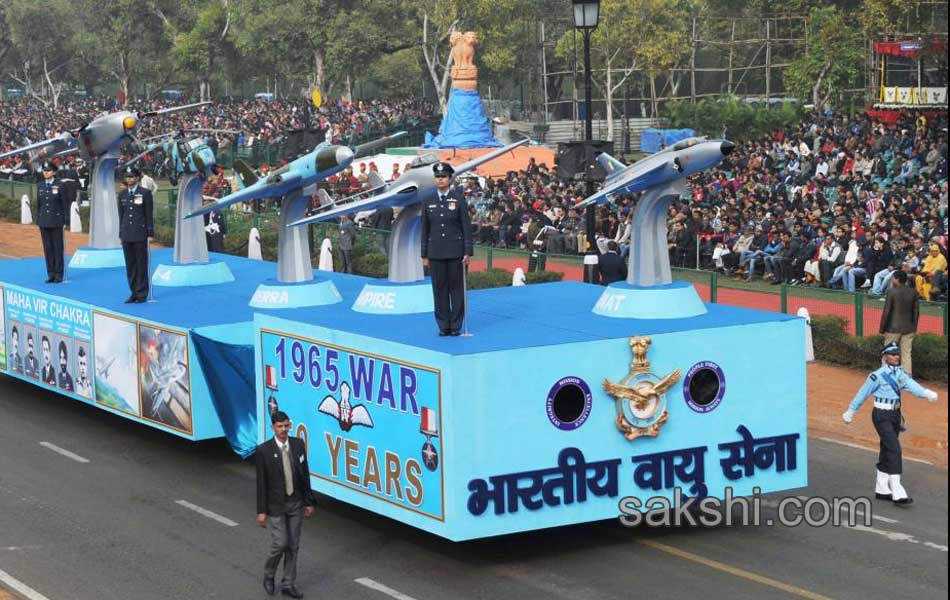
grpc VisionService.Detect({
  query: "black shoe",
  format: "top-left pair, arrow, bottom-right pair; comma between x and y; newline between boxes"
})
874,493 -> 892,500
449,330 -> 461,336
281,586 -> 304,599
52,277 -> 62,283
263,577 -> 276,596
893,497 -> 914,506
124,297 -> 136,304
133,297 -> 147,304
45,277 -> 54,283
438,330 -> 449,337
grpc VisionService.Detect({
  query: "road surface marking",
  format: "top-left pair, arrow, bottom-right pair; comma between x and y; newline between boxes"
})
174,500 -> 238,527
638,539 -> 834,600
39,442 -> 89,464
845,523 -> 949,552
813,437 -> 934,465
354,577 -> 419,600
0,567 -> 52,600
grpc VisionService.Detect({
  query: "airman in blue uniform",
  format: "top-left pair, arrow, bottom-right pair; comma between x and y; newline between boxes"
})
36,161 -> 71,282
118,166 -> 154,303
421,162 -> 473,336
843,342 -> 939,505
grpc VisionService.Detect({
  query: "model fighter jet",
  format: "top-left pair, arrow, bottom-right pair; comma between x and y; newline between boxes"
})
0,102 -> 212,162
184,130 -> 408,219
577,137 -> 735,286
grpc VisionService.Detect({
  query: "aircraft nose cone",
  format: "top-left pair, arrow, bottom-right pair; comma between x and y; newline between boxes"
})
720,140 -> 736,156
335,146 -> 354,166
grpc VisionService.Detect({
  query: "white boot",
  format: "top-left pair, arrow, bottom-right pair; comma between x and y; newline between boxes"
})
875,470 -> 892,500
889,474 -> 913,505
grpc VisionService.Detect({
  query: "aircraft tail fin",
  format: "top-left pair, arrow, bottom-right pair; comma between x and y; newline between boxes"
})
232,159 -> 258,190
597,153 -> 627,180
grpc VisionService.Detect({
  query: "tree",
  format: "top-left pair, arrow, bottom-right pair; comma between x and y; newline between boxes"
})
5,0 -> 77,109
860,0 -> 915,38
555,0 -> 693,141
154,0 -> 235,101
785,5 -> 865,108
75,0 -> 169,104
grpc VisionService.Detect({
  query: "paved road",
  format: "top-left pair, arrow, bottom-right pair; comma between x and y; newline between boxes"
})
0,375 -> 946,600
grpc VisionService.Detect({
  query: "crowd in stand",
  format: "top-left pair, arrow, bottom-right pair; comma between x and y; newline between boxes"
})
444,110 -> 948,301
2,95 -> 947,301
0,95 -> 436,180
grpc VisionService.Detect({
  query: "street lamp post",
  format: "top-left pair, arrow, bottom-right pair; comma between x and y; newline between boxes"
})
573,0 -> 600,283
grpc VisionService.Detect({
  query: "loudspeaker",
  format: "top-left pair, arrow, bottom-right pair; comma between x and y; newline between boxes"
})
556,140 -> 614,182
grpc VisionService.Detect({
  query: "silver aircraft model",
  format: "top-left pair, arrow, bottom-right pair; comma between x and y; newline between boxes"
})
577,137 -> 735,286
185,131 -> 407,284
0,102 -> 211,256
289,138 -> 530,282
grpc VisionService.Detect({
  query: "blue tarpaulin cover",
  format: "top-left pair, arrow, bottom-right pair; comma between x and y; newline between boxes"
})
423,88 -> 502,149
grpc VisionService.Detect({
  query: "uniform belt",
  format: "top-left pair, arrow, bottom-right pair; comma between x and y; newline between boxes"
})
873,397 -> 900,410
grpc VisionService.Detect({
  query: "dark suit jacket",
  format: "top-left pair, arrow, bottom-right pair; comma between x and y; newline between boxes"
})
880,284 -> 919,334
597,251 -> 627,285
255,437 -> 314,515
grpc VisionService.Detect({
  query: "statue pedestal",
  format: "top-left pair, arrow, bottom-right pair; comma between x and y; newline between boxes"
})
351,281 -> 433,315
249,279 -> 342,310
592,281 -> 707,319
152,262 -> 235,287
69,247 -> 125,269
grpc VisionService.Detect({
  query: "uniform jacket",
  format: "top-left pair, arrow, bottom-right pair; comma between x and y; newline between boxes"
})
255,437 -> 314,516
118,185 -> 154,243
338,219 -> 357,251
36,177 -> 70,228
421,187 -> 473,260
848,364 -> 928,413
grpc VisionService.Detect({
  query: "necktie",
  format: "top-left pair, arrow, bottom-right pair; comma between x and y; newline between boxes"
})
280,442 -> 294,496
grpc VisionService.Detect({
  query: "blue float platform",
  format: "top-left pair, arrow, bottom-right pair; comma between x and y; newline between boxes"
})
1,250 -> 807,540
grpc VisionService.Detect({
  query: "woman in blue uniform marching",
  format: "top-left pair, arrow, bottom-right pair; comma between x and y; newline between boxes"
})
842,342 -> 939,505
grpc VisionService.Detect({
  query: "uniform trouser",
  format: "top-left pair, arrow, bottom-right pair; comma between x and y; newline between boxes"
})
883,332 -> 914,376
429,258 -> 465,332
264,499 -> 303,587
40,227 -> 64,279
872,407 -> 902,474
340,248 -> 353,273
122,241 -> 149,299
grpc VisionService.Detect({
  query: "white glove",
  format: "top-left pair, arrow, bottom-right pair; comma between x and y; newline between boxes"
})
924,389 -> 938,403
842,409 -> 855,424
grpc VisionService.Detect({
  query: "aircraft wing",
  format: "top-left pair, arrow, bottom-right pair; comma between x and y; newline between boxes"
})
187,171 -> 305,218
0,132 -> 74,160
141,101 -> 212,118
451,138 -> 529,177
574,161 -> 669,207
288,184 -> 410,227
353,131 -> 407,158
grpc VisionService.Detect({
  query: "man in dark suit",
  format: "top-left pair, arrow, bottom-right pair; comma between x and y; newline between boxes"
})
118,167 -> 154,303
256,411 -> 313,598
597,240 -> 627,285
880,270 -> 919,376
421,162 -> 473,336
36,161 -> 70,283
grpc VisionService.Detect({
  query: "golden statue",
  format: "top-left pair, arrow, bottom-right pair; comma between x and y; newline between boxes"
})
450,31 -> 479,91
